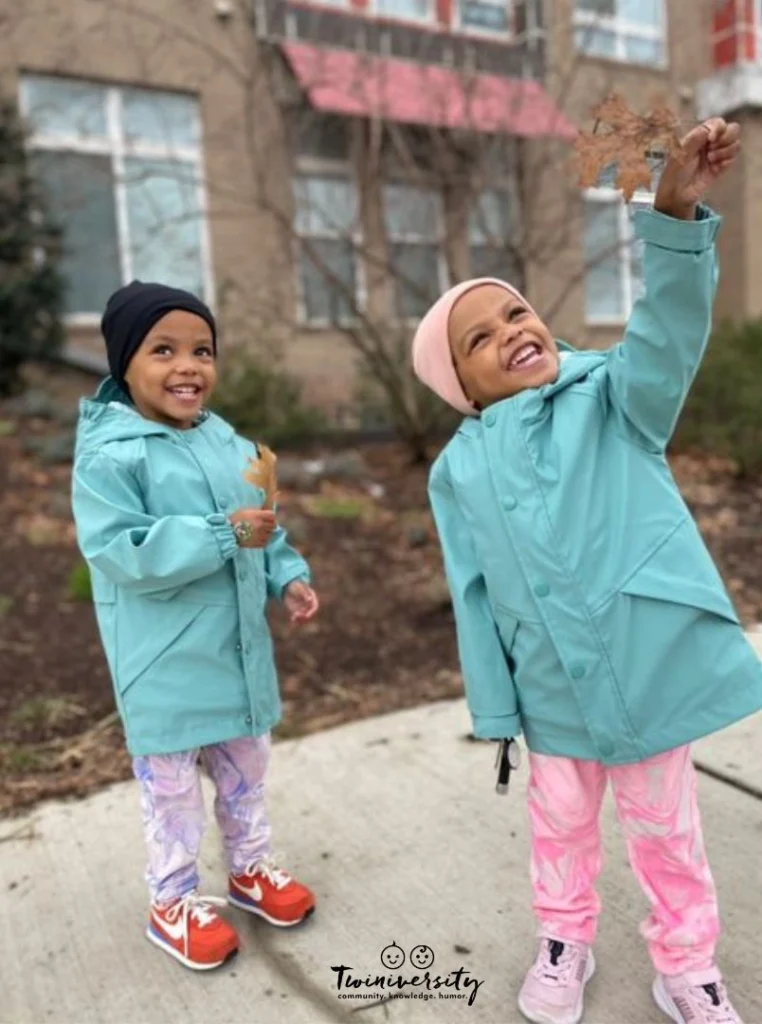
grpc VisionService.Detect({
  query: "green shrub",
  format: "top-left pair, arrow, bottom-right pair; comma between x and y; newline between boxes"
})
210,351 -> 325,447
67,561 -> 92,602
675,319 -> 762,477
0,95 -> 65,395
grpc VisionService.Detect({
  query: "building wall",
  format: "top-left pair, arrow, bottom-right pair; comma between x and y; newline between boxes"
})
1,0 -> 358,415
4,0 -> 751,423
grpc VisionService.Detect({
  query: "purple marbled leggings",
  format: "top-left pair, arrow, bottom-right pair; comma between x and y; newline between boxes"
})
132,735 -> 272,905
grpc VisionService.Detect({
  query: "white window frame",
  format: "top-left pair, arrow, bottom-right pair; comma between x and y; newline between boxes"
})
19,76 -> 214,324
293,154 -> 364,329
467,181 -> 521,279
573,1 -> 666,68
582,184 -> 653,326
370,0 -> 437,26
453,0 -> 513,39
383,180 -> 448,323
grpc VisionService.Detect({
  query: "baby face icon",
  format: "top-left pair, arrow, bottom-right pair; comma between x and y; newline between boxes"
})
410,944 -> 435,970
381,941 -> 405,970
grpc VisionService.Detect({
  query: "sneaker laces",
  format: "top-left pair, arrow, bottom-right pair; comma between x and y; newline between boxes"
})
161,891 -> 226,958
246,855 -> 292,890
533,939 -> 580,987
692,981 -> 737,1024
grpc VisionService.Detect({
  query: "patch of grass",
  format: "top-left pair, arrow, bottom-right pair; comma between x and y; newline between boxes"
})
0,744 -> 45,774
0,594 -> 14,619
9,696 -> 86,733
66,561 -> 92,602
305,496 -> 367,520
0,420 -> 16,437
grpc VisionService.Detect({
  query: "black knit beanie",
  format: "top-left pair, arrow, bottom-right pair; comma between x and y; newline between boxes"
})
101,280 -> 217,387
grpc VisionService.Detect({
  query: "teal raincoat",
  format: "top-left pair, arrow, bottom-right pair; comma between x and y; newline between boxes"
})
429,206 -> 762,763
71,380 -> 310,756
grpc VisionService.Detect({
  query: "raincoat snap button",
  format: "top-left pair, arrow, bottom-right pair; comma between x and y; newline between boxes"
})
502,496 -> 518,511
235,642 -> 242,652
219,497 -> 228,509
484,412 -> 496,427
245,715 -> 253,725
533,582 -> 550,598
570,663 -> 586,679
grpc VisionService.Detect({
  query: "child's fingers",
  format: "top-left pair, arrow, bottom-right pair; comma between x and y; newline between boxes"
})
709,154 -> 738,176
701,117 -> 729,145
708,141 -> 740,163
682,117 -> 727,154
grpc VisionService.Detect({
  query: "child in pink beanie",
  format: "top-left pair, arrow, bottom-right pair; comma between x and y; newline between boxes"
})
412,119 -> 760,1024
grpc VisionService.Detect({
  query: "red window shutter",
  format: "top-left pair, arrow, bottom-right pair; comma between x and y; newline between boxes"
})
712,0 -> 758,67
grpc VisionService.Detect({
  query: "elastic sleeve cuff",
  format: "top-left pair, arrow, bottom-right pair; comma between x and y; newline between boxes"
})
207,513 -> 239,562
273,569 -> 311,601
471,712 -> 522,740
633,203 -> 720,252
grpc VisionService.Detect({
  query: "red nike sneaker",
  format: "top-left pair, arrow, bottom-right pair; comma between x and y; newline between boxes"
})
146,891 -> 239,970
228,858 -> 316,927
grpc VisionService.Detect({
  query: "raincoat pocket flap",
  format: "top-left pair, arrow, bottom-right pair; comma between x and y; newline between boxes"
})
620,565 -> 740,625
494,604 -> 519,651
118,601 -> 206,695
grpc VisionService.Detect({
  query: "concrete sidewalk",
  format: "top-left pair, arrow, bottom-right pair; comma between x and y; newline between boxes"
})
2,635 -> 761,1024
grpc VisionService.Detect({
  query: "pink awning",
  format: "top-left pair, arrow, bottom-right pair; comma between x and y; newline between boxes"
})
281,41 -> 577,139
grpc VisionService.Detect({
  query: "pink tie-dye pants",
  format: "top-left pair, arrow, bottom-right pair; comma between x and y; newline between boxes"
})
527,744 -> 719,976
132,735 -> 272,905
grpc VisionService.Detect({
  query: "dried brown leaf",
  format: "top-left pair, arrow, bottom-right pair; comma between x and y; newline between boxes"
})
575,93 -> 682,201
244,444 -> 278,509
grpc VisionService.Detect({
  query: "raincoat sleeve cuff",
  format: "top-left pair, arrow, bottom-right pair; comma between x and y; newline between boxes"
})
471,713 -> 522,740
207,513 -> 239,562
633,203 -> 720,252
273,568 -> 312,601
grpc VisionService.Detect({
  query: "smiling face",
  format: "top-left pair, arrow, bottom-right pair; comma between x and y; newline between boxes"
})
124,309 -> 217,430
410,945 -> 435,970
448,284 -> 559,409
380,942 -> 406,970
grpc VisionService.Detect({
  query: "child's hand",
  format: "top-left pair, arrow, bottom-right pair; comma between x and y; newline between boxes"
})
283,581 -> 319,624
655,117 -> 740,221
229,508 -> 276,548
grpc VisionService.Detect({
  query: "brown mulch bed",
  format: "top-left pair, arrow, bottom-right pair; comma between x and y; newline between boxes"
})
1,407 -> 760,817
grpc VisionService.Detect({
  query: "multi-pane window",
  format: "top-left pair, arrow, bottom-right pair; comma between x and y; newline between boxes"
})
468,189 -> 521,281
20,75 -> 209,316
383,183 -> 445,320
458,0 -> 511,35
293,115 -> 360,326
574,0 -> 665,67
374,0 -> 435,23
583,165 -> 656,323
293,175 -> 359,325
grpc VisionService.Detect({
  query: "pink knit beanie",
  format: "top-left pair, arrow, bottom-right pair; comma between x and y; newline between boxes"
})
411,278 -> 534,416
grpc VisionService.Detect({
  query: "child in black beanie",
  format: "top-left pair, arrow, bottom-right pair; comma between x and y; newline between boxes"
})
72,280 -> 319,970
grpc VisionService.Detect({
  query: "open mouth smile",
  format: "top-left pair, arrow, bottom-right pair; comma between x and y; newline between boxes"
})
166,384 -> 204,404
506,341 -> 545,372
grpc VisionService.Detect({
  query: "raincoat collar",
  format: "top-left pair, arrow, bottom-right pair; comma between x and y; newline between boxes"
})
76,376 -> 235,454
456,345 -> 606,438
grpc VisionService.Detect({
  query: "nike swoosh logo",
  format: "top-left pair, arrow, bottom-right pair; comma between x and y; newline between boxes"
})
235,879 -> 263,901
152,912 -> 187,942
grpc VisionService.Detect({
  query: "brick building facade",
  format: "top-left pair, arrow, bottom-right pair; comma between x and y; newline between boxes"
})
1,0 -> 755,419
